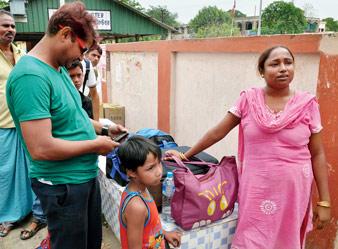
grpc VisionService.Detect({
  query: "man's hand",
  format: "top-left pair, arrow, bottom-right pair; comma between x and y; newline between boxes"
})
94,136 -> 120,156
108,125 -> 128,138
163,230 -> 182,248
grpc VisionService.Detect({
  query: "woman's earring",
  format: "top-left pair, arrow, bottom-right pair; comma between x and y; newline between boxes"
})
261,74 -> 264,78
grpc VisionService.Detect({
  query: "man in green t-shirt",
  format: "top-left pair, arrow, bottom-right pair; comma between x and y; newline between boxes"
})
6,2 -> 127,249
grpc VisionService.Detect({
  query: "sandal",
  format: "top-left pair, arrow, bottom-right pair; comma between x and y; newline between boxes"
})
20,218 -> 47,240
0,222 -> 15,237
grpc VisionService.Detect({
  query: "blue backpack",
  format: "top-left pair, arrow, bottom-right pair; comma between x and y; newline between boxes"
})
133,128 -> 178,149
106,129 -> 178,186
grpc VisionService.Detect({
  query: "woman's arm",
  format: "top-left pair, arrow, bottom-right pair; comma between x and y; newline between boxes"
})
308,132 -> 330,229
165,112 -> 240,160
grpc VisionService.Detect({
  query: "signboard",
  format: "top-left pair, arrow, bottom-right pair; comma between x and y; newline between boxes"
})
48,9 -> 111,30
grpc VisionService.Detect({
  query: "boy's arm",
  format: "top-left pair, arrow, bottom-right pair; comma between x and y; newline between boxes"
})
124,196 -> 148,249
163,230 -> 182,248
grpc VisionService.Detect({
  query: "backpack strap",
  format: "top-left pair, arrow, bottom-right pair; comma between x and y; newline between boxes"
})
82,58 -> 90,93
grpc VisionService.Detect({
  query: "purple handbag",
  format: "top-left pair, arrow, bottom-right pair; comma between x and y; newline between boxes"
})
164,155 -> 238,230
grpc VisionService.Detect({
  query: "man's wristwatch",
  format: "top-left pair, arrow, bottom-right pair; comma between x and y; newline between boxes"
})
101,124 -> 111,136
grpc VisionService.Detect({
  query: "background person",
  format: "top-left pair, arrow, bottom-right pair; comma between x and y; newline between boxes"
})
0,9 -> 34,237
80,55 -> 99,121
6,2 -> 127,249
165,46 -> 330,249
118,135 -> 182,249
67,61 -> 94,119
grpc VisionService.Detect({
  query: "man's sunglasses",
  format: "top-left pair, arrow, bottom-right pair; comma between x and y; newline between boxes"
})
59,25 -> 88,54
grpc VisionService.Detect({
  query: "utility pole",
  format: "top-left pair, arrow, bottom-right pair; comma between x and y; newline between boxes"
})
258,0 -> 263,35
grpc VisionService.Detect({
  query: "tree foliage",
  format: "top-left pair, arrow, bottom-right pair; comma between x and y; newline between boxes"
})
196,23 -> 239,38
120,0 -> 144,12
226,9 -> 246,18
189,6 -> 232,33
145,5 -> 179,27
0,0 -> 9,8
322,17 -> 338,31
261,1 -> 306,34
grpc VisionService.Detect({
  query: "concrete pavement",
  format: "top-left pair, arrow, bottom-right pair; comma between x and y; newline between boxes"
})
0,214 -> 121,249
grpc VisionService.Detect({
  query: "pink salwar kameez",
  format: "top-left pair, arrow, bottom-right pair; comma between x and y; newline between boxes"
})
229,87 -> 322,249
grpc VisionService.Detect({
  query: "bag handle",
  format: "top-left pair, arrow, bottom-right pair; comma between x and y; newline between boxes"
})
162,154 -> 218,182
162,152 -> 217,167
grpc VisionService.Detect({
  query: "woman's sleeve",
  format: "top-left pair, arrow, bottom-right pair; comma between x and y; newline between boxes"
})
229,91 -> 247,118
309,100 -> 323,134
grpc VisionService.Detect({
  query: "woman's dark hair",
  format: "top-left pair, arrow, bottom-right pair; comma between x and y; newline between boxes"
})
47,1 -> 98,49
118,135 -> 161,172
67,61 -> 83,71
257,46 -> 295,73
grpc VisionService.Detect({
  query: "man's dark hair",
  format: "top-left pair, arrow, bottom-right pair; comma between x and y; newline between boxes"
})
88,45 -> 102,55
67,61 -> 83,71
118,135 -> 161,172
0,10 -> 13,18
46,1 -> 98,49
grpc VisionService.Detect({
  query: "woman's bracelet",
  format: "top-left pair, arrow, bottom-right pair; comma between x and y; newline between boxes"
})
317,201 -> 331,208
178,152 -> 188,161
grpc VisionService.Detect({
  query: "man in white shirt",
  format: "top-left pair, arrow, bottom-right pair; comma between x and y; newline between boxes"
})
80,56 -> 99,121
86,45 -> 103,99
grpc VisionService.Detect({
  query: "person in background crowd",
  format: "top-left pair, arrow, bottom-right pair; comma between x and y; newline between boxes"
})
86,45 -> 102,69
6,2 -> 127,249
0,9 -> 35,238
118,135 -> 182,249
67,61 -> 94,119
165,46 -> 330,249
80,54 -> 99,121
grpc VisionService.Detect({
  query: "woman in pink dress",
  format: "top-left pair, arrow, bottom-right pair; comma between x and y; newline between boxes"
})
166,46 -> 330,249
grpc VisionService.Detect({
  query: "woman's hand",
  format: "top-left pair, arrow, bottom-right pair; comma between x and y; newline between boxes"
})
313,206 -> 330,230
163,150 -> 189,161
163,230 -> 182,248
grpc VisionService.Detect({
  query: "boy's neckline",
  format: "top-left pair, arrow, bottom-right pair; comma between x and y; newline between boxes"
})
125,185 -> 153,202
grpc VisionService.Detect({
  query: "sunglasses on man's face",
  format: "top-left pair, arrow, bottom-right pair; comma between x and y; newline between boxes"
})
59,25 -> 88,54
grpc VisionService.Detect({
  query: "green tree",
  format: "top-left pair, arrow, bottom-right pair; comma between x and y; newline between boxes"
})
196,23 -> 239,38
120,0 -> 144,12
226,9 -> 246,18
0,0 -> 9,8
145,5 -> 179,27
261,1 -> 306,34
322,17 -> 338,31
189,6 -> 232,33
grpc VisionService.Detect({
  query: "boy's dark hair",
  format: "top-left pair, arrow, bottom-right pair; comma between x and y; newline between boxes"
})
67,60 -> 83,71
118,135 -> 161,172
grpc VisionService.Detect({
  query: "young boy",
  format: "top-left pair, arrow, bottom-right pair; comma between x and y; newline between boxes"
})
67,61 -> 94,119
118,136 -> 182,249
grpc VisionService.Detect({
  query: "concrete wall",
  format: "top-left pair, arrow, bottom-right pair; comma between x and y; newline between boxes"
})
107,52 -> 158,131
105,34 -> 338,249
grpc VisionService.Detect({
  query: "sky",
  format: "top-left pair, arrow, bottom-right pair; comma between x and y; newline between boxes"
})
138,0 -> 338,24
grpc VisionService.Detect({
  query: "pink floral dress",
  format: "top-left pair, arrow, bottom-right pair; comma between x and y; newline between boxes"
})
229,87 -> 322,249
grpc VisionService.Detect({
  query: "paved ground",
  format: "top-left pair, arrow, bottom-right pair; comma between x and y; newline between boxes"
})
0,214 -> 121,249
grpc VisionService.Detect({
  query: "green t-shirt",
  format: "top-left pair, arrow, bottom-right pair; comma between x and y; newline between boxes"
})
6,55 -> 98,185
